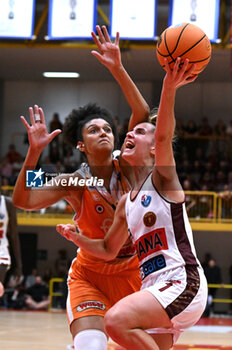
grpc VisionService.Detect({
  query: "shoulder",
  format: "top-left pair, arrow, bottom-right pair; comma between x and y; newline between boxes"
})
116,194 -> 128,215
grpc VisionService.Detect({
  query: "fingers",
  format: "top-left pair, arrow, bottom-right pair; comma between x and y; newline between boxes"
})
38,107 -> 45,124
167,57 -> 196,78
96,25 -> 106,44
164,58 -> 171,74
20,116 -> 30,131
49,129 -> 62,143
91,50 -> 104,63
186,63 -> 196,77
92,25 -> 113,49
186,74 -> 198,83
56,224 -> 63,233
173,57 -> 184,75
115,31 -> 120,46
57,224 -> 77,242
29,106 -> 35,125
102,25 -> 111,42
56,224 -> 75,235
91,30 -> 102,52
28,105 -> 44,127
56,224 -> 68,237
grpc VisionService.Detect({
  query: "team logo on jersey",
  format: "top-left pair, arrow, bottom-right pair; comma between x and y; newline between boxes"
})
140,254 -> 166,280
143,211 -> 156,227
26,168 -> 44,187
101,218 -> 113,233
159,279 -> 181,292
95,204 -> 104,214
135,227 -> 168,260
141,194 -> 151,207
77,301 -> 106,312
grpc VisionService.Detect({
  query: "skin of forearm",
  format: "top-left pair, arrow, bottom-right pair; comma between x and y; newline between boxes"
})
110,65 -> 150,129
73,233 -> 116,261
155,84 -> 176,142
12,147 -> 41,208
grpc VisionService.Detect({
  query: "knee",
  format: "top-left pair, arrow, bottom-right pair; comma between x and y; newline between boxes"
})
104,307 -> 128,339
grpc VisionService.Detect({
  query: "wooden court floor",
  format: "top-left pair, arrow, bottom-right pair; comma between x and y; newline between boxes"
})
0,309 -> 231,350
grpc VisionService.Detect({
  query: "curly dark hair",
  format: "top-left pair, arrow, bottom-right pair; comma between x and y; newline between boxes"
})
63,103 -> 116,148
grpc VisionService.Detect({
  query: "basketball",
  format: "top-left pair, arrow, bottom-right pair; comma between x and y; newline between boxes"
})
156,23 -> 211,75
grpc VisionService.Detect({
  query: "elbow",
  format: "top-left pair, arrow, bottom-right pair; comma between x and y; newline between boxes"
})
103,242 -> 117,261
12,196 -> 30,210
12,196 -> 20,208
145,103 -> 151,117
144,104 -> 151,118
139,104 -> 150,121
105,253 -> 117,261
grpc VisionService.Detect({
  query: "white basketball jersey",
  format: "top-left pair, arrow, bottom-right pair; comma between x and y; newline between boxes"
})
125,173 -> 201,283
0,195 -> 10,265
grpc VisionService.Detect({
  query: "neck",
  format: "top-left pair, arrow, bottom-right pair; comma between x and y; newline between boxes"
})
88,154 -> 114,184
133,165 -> 153,190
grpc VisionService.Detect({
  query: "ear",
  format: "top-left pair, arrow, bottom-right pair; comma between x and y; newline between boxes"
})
150,146 -> 155,157
77,141 -> 85,152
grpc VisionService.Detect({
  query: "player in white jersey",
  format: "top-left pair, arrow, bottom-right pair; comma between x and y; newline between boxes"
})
56,58 -> 208,350
0,179 -> 22,296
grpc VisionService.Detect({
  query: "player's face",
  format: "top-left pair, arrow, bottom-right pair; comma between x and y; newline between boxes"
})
82,118 -> 114,156
122,122 -> 155,165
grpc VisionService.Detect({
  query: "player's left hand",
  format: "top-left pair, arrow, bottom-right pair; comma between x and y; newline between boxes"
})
56,224 -> 79,245
164,57 -> 198,90
91,25 -> 121,71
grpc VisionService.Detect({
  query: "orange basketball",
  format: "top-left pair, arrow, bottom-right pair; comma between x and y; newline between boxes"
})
156,23 -> 211,75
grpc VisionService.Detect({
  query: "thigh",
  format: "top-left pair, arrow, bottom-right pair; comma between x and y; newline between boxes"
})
107,289 -> 172,330
0,264 -> 8,283
98,269 -> 141,306
67,266 -> 110,325
70,315 -> 106,339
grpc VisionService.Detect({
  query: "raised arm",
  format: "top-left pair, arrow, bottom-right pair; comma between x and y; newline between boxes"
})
91,25 -> 150,130
154,59 -> 197,176
12,105 -> 69,210
56,194 -> 129,261
153,58 -> 197,200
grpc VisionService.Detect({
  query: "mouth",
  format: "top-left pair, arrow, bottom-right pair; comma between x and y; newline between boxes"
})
99,139 -> 109,144
125,140 -> 135,149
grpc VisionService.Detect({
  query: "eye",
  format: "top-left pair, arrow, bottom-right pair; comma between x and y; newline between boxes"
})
89,128 -> 97,134
104,127 -> 112,133
135,129 -> 145,135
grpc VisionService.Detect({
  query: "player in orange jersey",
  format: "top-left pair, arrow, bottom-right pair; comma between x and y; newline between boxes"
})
12,26 -> 149,350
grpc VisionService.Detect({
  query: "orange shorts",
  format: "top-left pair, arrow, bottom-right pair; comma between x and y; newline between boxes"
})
66,258 -> 141,326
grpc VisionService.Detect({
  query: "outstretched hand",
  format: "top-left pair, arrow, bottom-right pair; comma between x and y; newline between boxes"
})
20,105 -> 62,152
163,57 -> 198,90
56,224 -> 79,245
91,25 -> 121,71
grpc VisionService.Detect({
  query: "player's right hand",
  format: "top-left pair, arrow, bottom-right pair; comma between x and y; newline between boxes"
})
20,104 -> 62,152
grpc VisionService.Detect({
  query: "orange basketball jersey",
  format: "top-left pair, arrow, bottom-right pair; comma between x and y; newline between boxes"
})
73,158 -> 139,274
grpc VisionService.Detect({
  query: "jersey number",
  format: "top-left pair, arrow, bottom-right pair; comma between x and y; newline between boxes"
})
159,280 -> 181,292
